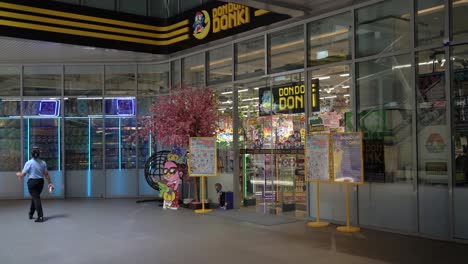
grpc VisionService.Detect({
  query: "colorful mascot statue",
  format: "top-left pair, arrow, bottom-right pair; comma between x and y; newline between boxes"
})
159,151 -> 185,210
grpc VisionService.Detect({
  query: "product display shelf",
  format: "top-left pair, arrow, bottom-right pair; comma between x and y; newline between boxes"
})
0,123 -> 21,170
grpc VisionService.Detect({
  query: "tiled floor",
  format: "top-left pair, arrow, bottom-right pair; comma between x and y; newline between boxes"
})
1,199 -> 467,264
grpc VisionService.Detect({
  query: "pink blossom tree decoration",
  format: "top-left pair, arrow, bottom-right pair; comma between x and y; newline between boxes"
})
136,86 -> 218,148
134,86 -> 219,203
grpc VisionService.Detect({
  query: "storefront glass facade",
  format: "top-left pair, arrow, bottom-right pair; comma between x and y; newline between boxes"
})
1,0 -> 468,242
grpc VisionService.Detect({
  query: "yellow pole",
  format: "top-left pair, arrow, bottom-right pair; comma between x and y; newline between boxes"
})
195,176 -> 212,214
201,176 -> 205,211
336,184 -> 360,232
316,181 -> 321,222
345,184 -> 350,227
306,181 -> 329,228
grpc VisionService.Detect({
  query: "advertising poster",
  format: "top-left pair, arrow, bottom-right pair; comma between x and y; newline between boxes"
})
305,135 -> 331,182
332,133 -> 363,184
189,137 -> 217,177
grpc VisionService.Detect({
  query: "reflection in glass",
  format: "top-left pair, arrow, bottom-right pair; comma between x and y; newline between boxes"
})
356,0 -> 410,57
65,65 -> 103,97
105,65 -> 136,96
0,66 -> 20,96
65,98 -> 102,116
138,64 -> 169,96
452,45 -> 468,239
308,12 -> 351,67
357,55 -> 413,183
207,46 -> 233,85
310,65 -> 352,133
235,37 -> 265,80
453,0 -> 468,41
0,98 -> 20,117
269,26 -> 304,73
23,66 -> 62,96
416,49 -> 447,184
182,53 -> 205,87
416,0 -> 444,47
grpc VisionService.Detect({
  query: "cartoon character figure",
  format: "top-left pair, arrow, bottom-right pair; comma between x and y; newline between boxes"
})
193,12 -> 205,34
161,157 -> 183,210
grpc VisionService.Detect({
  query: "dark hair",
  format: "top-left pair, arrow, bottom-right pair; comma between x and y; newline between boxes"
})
31,148 -> 40,159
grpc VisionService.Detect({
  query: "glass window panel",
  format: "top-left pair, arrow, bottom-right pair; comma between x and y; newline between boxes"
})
416,0 -> 445,47
171,60 -> 181,88
308,12 -> 351,67
0,98 -> 20,117
23,66 -> 62,97
65,65 -> 103,97
357,54 -> 414,183
0,118 -> 21,171
417,49 -> 450,238
356,0 -> 411,57
83,0 -> 115,11
452,45 -> 468,239
0,66 -> 20,96
453,0 -> 468,42
207,46 -> 232,85
105,65 -> 136,96
119,0 -> 147,15
180,0 -> 200,12
310,65 -> 352,133
269,26 -> 304,74
182,53 -> 205,87
235,37 -> 265,80
105,117 -> 136,169
150,0 -> 178,18
64,118 -> 104,170
138,63 -> 169,96
65,98 -> 103,116
416,49 -> 447,185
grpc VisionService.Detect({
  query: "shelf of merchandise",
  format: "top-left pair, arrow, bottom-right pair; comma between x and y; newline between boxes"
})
0,119 -> 21,171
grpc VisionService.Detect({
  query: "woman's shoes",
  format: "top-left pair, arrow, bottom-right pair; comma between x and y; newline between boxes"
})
29,214 -> 34,220
34,217 -> 44,223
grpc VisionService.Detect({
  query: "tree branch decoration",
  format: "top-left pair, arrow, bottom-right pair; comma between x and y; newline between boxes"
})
136,86 -> 218,148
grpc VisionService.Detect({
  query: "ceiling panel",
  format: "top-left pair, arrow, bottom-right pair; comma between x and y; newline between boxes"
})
0,37 -> 167,64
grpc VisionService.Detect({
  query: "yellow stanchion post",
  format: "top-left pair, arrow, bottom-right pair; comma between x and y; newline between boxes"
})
195,176 -> 212,214
336,184 -> 360,233
307,181 -> 329,228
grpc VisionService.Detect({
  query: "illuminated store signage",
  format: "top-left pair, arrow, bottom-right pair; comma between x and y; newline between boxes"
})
38,100 -> 60,116
311,79 -> 320,113
189,2 -> 287,48
259,82 -> 305,116
0,0 -> 289,54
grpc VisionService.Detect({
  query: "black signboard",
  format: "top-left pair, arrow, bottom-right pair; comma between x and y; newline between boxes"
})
0,0 -> 289,54
310,79 -> 320,113
258,82 -> 306,116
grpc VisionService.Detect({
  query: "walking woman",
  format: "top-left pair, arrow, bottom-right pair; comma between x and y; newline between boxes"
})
16,147 -> 54,223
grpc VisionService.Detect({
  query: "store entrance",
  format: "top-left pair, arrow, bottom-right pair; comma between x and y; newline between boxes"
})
238,76 -> 307,218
